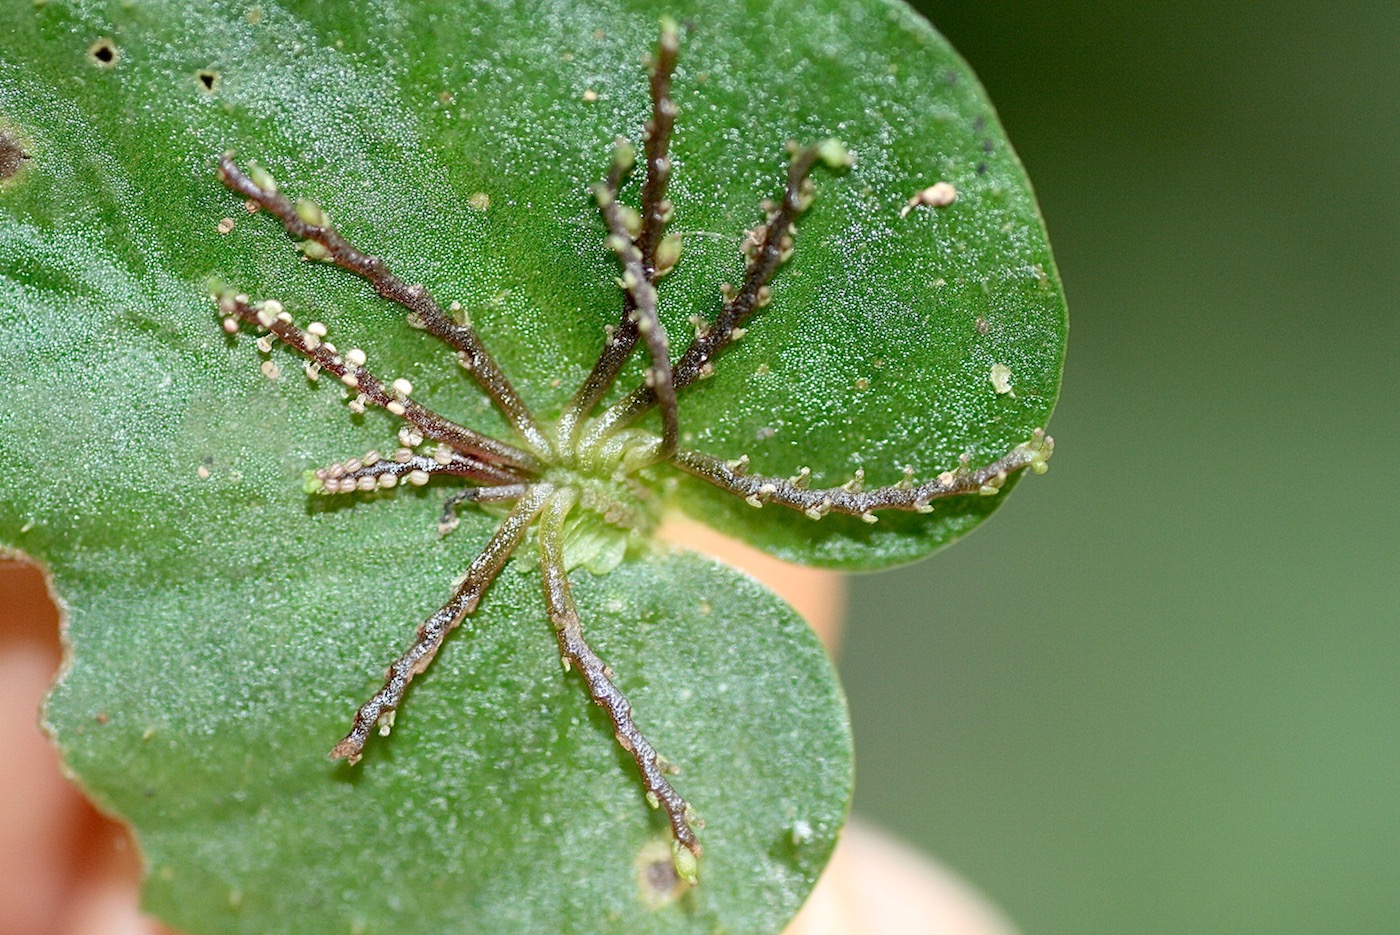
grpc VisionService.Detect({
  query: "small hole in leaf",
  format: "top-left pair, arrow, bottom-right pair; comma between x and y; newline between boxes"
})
196,69 -> 220,93
88,38 -> 118,68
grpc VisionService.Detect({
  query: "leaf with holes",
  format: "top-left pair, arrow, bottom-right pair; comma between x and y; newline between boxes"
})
0,1 -> 1065,933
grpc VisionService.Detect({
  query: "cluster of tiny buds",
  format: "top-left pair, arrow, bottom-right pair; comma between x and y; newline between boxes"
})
219,293 -> 426,421
310,447 -> 435,495
709,443 -> 1055,522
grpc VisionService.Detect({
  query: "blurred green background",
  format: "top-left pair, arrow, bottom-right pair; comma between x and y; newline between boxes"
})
840,2 -> 1400,933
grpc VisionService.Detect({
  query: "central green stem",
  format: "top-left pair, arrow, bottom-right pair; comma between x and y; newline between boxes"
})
542,418 -> 663,534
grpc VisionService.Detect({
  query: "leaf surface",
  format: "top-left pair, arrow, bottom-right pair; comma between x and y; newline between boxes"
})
0,0 -> 1062,932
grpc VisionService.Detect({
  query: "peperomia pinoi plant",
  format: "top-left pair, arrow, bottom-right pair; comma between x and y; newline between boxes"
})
213,20 -> 1051,882
0,1 -> 1065,933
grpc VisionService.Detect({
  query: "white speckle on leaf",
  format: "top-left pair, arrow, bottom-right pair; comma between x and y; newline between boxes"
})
901,180 -> 957,217
990,362 -> 1014,396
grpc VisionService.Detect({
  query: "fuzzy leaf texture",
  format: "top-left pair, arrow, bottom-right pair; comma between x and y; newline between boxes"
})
0,1 -> 1065,935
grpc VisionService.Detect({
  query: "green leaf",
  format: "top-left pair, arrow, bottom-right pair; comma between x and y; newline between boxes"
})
46,544 -> 850,935
657,12 -> 1067,566
0,0 -> 1062,932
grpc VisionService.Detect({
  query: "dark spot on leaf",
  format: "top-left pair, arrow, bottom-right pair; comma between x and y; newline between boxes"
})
634,840 -> 689,909
0,128 -> 30,183
647,858 -> 675,890
88,38 -> 118,68
982,137 -> 995,154
197,69 -> 220,93
976,161 -> 988,176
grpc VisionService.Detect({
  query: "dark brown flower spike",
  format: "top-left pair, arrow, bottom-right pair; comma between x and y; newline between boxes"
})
559,17 -> 682,456
217,292 -> 533,478
671,430 -> 1053,523
216,155 -> 553,462
592,145 -> 679,459
539,489 -> 701,878
329,486 -> 550,765
579,137 -> 855,452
